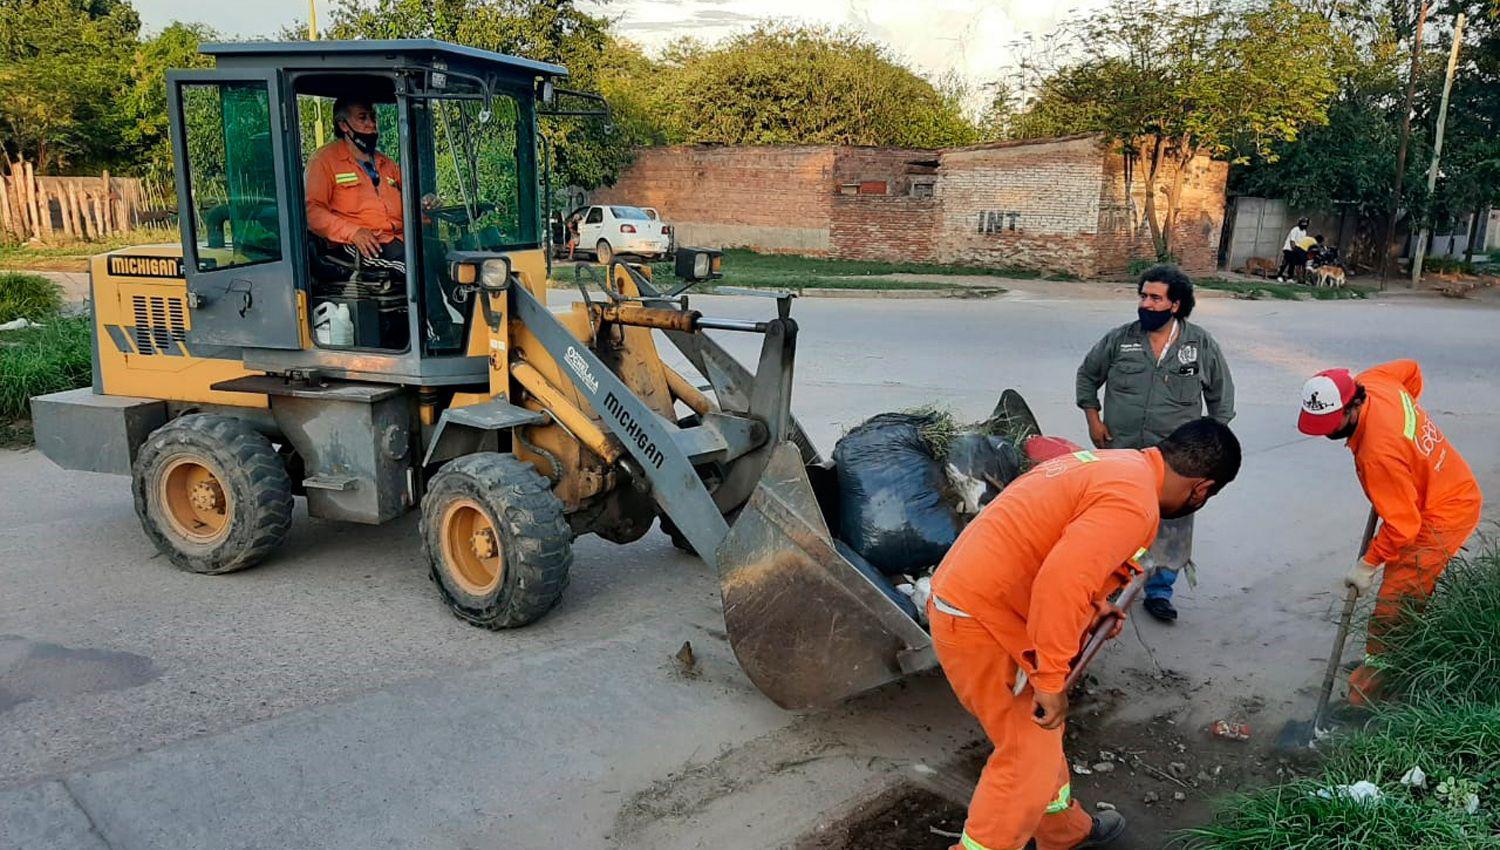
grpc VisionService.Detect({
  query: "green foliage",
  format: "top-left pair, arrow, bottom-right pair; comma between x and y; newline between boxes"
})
0,272 -> 64,322
993,0 -> 1342,259
627,24 -> 976,148
0,0 -> 140,171
1194,277 -> 1369,300
0,316 -> 91,419
617,249 -> 1031,291
1377,547 -> 1500,704
120,22 -> 216,184
326,0 -> 643,190
1179,701 -> 1500,849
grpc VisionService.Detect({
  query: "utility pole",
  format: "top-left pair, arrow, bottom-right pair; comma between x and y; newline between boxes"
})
1378,0 -> 1429,290
1410,13 -> 1467,286
309,0 -> 324,148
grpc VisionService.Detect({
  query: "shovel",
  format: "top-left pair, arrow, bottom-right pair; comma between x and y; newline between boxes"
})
1276,506 -> 1380,750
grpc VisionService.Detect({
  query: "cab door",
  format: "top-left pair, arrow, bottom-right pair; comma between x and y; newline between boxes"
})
166,69 -> 304,349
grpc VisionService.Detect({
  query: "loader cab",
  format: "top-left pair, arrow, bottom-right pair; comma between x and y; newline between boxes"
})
168,40 -> 561,385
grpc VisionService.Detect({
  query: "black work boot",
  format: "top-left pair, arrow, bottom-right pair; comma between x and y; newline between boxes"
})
1075,810 -> 1127,848
1143,597 -> 1178,623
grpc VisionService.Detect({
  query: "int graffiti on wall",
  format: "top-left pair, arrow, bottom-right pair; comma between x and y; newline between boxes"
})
976,210 -> 1021,234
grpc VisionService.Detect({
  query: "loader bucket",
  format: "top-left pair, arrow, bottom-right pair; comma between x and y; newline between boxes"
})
714,442 -> 936,710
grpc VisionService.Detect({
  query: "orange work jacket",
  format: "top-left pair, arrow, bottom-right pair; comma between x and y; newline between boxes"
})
930,448 -> 1164,694
1349,360 -> 1483,566
305,138 -> 404,245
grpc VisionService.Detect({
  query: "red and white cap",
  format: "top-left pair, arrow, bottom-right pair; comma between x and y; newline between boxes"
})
1298,369 -> 1357,436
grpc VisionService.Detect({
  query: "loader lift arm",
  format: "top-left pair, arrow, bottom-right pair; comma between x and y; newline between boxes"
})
506,272 -> 937,709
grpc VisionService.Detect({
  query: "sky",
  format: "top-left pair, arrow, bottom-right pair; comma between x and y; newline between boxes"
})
131,0 -> 1110,101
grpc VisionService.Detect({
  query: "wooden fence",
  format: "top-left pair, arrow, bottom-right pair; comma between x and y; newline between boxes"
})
0,159 -> 166,244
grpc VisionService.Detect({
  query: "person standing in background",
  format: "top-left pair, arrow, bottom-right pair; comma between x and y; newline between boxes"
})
1076,265 -> 1236,622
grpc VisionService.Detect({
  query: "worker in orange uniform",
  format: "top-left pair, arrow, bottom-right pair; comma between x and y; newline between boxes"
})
928,418 -> 1242,850
305,96 -> 406,276
1296,361 -> 1483,706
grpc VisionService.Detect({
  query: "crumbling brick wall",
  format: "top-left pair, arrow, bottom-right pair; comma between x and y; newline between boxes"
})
1095,150 -> 1229,276
592,137 -> 1227,277
935,135 -> 1106,278
589,145 -> 837,255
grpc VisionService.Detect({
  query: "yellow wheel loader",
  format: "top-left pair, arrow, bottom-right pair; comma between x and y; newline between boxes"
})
30,39 -> 937,709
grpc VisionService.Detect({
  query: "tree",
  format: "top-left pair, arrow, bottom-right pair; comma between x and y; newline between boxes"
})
994,0 -> 1342,259
0,0 -> 139,172
120,22 -> 217,183
326,0 -> 645,190
639,24 -> 977,148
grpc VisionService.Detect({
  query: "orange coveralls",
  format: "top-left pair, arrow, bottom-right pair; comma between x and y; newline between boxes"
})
305,139 -> 404,245
1346,360 -> 1483,704
928,448 -> 1163,850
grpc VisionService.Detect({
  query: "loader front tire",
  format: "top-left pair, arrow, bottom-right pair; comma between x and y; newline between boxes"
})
421,452 -> 573,629
132,414 -> 294,575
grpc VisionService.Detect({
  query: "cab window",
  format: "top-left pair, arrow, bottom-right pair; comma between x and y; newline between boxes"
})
180,82 -> 282,271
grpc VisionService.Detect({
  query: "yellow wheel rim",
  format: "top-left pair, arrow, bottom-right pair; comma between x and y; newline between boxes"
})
440,498 -> 504,596
158,457 -> 232,545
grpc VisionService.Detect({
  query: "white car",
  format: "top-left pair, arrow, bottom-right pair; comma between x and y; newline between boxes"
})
577,205 -> 672,263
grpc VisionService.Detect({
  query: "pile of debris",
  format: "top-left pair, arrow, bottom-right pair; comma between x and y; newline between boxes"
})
829,392 -> 1074,621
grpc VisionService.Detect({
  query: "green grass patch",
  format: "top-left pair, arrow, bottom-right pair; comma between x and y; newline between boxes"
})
0,272 -> 64,323
0,316 -> 92,420
1196,277 -> 1370,301
1178,546 -> 1500,849
0,226 -> 178,271
1376,548 -> 1500,705
1179,701 -> 1500,849
555,249 -> 1066,291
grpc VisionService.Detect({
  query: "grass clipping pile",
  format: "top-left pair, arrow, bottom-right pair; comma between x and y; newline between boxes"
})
1182,544 -> 1500,849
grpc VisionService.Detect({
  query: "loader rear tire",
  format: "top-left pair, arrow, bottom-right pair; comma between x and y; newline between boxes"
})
132,414 -> 294,575
421,452 -> 573,629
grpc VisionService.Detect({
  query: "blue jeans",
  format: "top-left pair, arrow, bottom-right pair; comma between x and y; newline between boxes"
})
1144,514 -> 1195,601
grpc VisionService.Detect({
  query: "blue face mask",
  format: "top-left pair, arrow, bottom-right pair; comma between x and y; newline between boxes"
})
1138,307 -> 1173,331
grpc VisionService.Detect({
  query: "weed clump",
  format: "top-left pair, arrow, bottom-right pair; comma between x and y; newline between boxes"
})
0,272 -> 63,323
1377,549 -> 1500,704
0,316 -> 92,419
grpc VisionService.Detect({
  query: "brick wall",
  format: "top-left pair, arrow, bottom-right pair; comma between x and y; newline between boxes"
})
935,135 -> 1106,277
593,137 -> 1227,277
589,145 -> 838,255
1096,150 -> 1229,276
828,147 -> 940,263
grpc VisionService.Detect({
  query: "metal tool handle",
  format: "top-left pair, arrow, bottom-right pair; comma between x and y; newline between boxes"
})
1065,570 -> 1149,691
1311,507 -> 1381,730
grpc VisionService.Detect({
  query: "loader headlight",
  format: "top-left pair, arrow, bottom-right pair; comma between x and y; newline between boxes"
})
480,257 -> 511,289
675,247 -> 723,282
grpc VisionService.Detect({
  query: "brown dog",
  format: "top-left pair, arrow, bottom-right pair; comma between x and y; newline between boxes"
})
1243,257 -> 1278,278
1311,263 -> 1346,288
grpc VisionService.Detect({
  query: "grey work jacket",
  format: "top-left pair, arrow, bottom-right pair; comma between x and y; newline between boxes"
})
1076,319 -> 1235,449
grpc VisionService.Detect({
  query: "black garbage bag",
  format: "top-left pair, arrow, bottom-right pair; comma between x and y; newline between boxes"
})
833,412 -> 963,575
943,434 -> 1025,515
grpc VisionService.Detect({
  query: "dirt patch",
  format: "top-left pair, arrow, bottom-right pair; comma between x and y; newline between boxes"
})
800,669 -> 1305,850
0,418 -> 33,449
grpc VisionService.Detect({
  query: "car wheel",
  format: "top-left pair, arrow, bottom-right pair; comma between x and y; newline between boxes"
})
596,240 -> 614,265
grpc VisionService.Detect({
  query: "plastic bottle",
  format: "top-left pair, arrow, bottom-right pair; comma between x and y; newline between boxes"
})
313,302 -> 355,347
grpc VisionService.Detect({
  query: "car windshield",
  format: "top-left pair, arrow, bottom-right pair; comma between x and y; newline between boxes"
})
610,206 -> 650,221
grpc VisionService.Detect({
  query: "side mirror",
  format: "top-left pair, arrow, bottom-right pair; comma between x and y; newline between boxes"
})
674,247 -> 723,282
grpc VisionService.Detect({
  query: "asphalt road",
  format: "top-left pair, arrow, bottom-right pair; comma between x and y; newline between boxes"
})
3,286 -> 1497,849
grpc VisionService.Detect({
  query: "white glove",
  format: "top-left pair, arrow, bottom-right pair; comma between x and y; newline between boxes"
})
1344,559 -> 1380,596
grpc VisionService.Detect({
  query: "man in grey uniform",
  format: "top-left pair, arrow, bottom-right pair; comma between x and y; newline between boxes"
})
1076,264 -> 1235,622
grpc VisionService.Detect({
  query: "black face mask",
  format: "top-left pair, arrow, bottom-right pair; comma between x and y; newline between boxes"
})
1327,416 -> 1357,441
347,129 -> 379,155
1138,307 -> 1174,332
